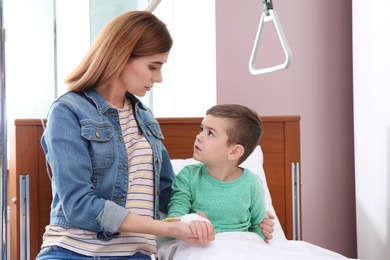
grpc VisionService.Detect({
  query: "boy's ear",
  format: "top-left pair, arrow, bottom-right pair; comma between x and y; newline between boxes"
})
229,144 -> 244,161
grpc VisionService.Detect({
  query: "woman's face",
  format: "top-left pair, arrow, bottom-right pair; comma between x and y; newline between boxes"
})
119,52 -> 169,97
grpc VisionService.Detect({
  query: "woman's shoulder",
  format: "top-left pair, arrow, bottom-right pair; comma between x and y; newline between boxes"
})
50,91 -> 81,108
54,91 -> 85,105
48,91 -> 101,120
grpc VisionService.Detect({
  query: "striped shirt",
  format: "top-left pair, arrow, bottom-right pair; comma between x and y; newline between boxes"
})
41,98 -> 156,257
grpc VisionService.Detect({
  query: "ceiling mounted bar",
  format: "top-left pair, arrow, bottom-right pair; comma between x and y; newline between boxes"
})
145,0 -> 161,12
249,0 -> 292,75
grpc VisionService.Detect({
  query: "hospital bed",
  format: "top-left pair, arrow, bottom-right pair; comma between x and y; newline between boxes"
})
155,116 -> 357,260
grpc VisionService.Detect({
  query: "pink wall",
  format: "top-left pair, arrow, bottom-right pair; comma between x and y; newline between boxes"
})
216,0 -> 356,258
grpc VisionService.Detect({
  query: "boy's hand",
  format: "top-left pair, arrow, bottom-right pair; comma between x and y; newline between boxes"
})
260,211 -> 275,243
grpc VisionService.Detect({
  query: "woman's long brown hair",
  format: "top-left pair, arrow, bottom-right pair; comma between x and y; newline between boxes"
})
65,11 -> 173,92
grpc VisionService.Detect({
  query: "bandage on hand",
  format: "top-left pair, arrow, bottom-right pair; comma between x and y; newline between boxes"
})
179,213 -> 211,225
163,213 -> 211,225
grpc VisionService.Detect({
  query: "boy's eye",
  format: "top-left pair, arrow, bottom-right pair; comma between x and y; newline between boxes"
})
208,131 -> 214,137
149,65 -> 158,71
199,127 -> 204,133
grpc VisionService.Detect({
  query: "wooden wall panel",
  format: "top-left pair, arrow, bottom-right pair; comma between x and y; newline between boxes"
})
8,120 -> 50,260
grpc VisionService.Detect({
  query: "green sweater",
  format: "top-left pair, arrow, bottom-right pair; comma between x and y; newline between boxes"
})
168,163 -> 267,239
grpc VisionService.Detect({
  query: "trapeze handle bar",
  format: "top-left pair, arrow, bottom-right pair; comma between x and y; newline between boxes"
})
249,9 -> 292,75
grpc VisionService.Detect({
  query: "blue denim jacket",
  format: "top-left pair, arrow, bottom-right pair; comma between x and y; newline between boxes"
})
41,89 -> 176,240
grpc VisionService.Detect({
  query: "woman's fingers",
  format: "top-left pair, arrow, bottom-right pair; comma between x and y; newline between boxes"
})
189,220 -> 215,242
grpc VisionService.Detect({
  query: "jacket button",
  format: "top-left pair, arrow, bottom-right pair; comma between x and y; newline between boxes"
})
147,130 -> 151,136
95,131 -> 100,138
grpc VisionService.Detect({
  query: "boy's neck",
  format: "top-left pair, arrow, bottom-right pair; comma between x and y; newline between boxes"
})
206,165 -> 243,181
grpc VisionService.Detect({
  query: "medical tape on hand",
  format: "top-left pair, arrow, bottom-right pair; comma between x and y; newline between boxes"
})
179,213 -> 211,225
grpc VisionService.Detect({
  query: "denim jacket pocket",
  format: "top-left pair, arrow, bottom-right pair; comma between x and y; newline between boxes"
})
144,121 -> 164,140
143,121 -> 165,168
81,123 -> 114,168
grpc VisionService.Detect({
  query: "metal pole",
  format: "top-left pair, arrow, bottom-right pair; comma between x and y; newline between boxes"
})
0,0 -> 7,258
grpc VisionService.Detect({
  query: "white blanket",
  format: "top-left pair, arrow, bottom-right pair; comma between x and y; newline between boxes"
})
164,148 -> 357,260
158,232 -> 349,260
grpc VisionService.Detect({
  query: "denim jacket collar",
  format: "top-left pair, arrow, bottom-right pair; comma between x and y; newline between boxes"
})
83,88 -> 147,115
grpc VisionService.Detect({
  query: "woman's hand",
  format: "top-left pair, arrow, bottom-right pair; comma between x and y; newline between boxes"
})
188,220 -> 215,243
119,212 -> 213,245
171,219 -> 215,245
190,211 -> 215,243
260,211 -> 275,243
165,212 -> 215,245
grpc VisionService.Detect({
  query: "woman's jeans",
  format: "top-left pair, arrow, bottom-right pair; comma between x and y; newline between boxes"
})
36,246 -> 153,260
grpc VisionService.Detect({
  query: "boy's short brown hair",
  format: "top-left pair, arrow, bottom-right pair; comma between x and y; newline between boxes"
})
206,104 -> 262,165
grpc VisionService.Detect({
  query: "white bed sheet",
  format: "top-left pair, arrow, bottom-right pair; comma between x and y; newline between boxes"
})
160,146 -> 355,259
158,232 -> 349,260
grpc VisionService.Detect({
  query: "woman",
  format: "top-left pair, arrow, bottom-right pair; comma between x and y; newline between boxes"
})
36,11 -> 274,260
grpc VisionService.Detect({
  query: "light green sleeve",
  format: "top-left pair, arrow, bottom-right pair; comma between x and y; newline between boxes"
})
248,172 -> 268,240
167,166 -> 192,218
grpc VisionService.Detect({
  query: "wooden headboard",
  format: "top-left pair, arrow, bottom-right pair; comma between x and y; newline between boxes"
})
8,115 -> 300,260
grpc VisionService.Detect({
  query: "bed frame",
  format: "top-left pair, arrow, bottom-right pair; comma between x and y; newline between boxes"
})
8,115 -> 300,260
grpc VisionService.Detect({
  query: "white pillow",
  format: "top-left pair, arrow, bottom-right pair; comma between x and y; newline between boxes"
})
169,145 -> 287,242
238,146 -> 286,242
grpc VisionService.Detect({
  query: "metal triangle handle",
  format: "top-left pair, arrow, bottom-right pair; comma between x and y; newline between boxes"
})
249,9 -> 292,75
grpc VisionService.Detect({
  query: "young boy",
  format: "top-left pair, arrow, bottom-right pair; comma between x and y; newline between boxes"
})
167,104 -> 268,240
